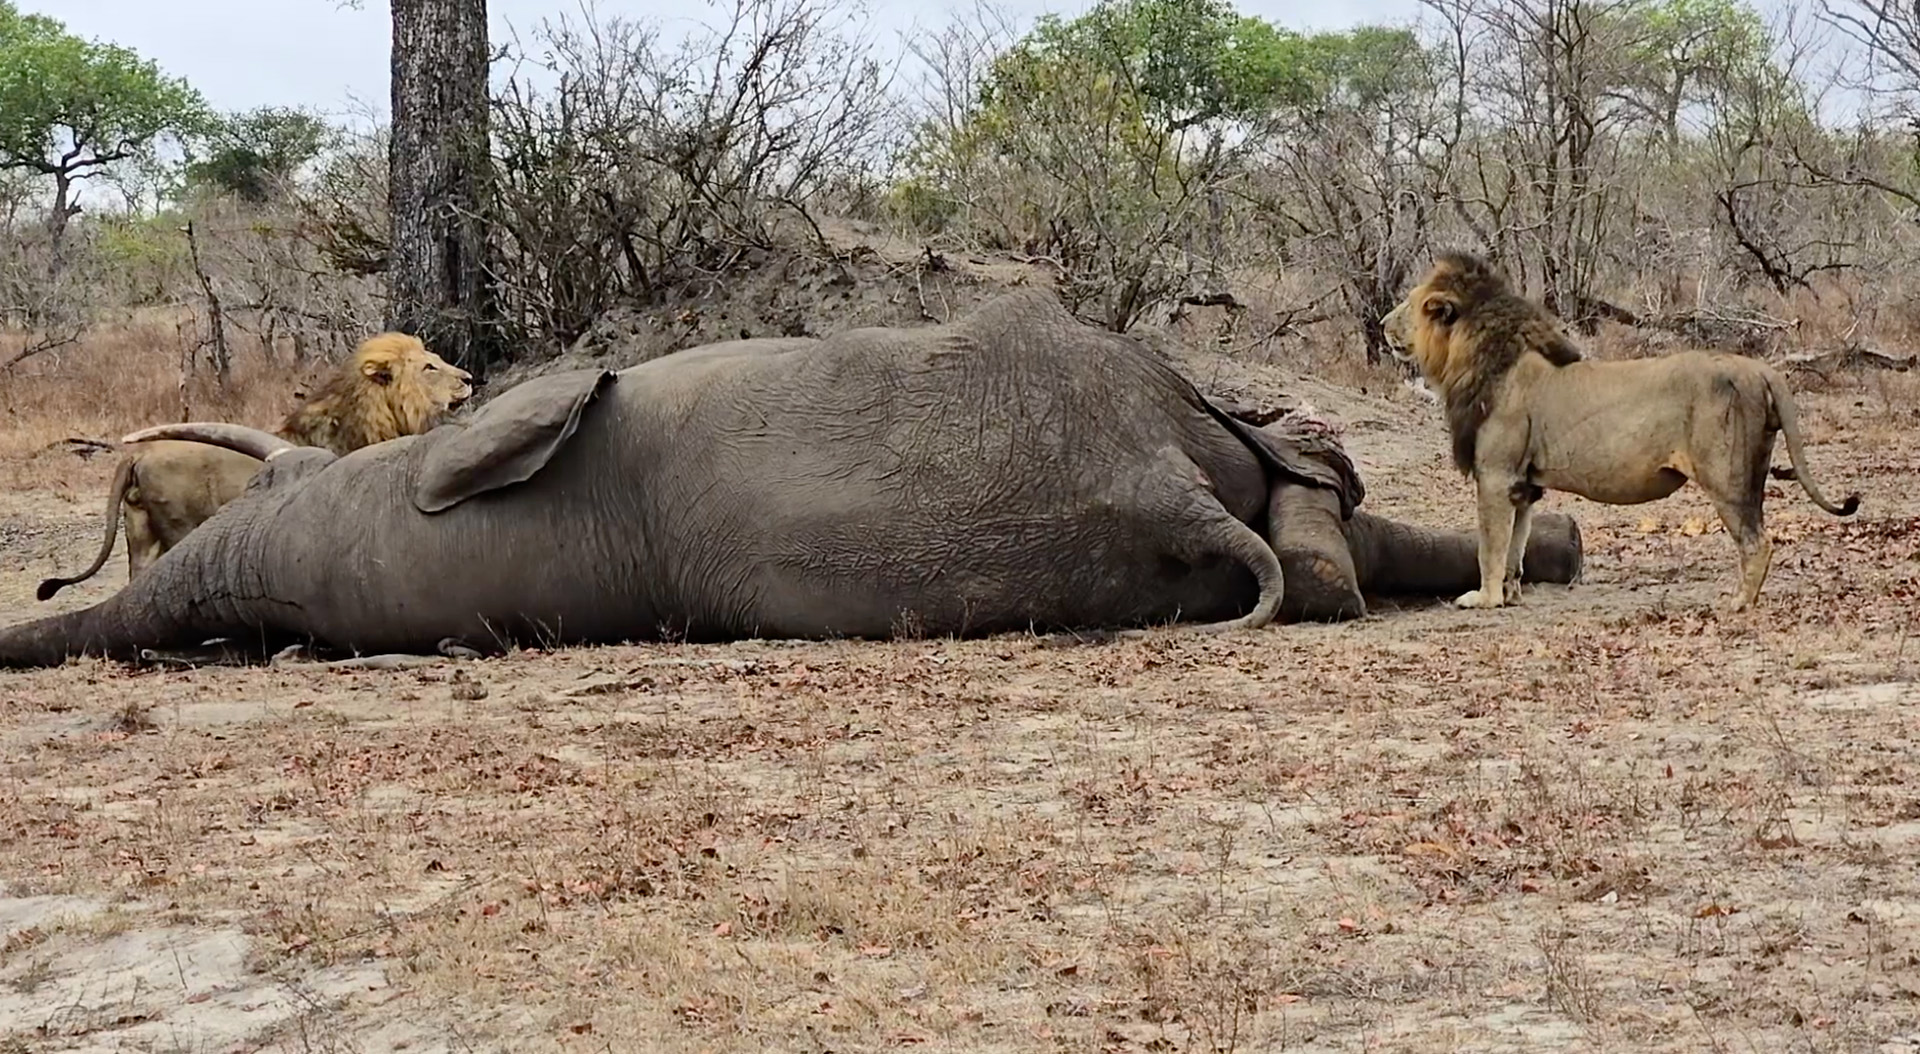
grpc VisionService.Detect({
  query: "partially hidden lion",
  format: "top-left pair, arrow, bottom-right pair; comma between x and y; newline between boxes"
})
1380,250 -> 1859,612
38,333 -> 473,601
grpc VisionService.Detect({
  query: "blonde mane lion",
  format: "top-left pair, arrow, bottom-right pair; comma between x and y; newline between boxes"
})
38,332 -> 473,602
279,332 -> 473,454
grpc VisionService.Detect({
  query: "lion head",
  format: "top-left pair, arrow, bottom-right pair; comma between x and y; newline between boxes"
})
1381,251 -> 1584,473
278,332 -> 474,455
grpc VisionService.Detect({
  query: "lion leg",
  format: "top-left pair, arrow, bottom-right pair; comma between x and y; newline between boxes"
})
1697,430 -> 1776,613
1458,475 -> 1520,609
123,492 -> 165,580
1708,493 -> 1770,612
1504,487 -> 1538,605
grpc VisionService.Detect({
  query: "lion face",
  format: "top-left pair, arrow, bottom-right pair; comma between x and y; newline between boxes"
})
276,332 -> 477,455
1379,299 -> 1416,364
357,333 -> 474,413
1380,283 -> 1462,385
1380,252 -> 1511,391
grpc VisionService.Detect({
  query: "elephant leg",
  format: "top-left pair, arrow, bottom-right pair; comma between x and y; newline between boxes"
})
1266,479 -> 1367,622
1342,509 -> 1583,597
1118,455 -> 1287,638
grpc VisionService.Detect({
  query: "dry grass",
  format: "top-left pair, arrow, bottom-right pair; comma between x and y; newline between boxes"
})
0,281 -> 1917,1052
3,577 -> 1917,1051
0,310 -> 312,491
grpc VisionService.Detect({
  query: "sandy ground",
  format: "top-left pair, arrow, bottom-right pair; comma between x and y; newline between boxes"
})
1,356 -> 1917,1054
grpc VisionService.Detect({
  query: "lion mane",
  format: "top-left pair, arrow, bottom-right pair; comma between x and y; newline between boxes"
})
278,332 -> 472,455
1398,251 -> 1584,473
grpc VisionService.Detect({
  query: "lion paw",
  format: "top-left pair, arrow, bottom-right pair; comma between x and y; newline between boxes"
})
1454,589 -> 1507,609
1502,578 -> 1523,604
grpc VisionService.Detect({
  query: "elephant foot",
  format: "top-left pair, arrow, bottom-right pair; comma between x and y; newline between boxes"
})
1521,513 -> 1583,584
1266,481 -> 1366,623
1275,549 -> 1366,622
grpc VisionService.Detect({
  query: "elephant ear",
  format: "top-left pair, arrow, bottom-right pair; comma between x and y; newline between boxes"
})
1206,397 -> 1366,518
413,369 -> 618,514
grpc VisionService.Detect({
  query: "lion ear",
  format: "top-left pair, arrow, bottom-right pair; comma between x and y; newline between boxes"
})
1421,294 -> 1457,325
413,368 -> 618,514
361,358 -> 394,386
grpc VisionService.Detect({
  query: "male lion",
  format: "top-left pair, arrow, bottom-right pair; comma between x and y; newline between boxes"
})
38,333 -> 472,600
1380,250 -> 1859,613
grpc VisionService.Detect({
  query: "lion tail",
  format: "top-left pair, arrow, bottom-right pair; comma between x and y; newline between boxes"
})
37,453 -> 135,601
1764,368 -> 1860,517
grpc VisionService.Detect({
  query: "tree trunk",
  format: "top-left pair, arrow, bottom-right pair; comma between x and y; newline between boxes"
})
47,171 -> 75,246
387,0 -> 495,375
1360,312 -> 1387,366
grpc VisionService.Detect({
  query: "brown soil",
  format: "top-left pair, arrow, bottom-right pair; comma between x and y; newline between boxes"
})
2,259 -> 1918,1052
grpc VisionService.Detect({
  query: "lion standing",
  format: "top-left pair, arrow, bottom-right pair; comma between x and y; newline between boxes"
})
38,333 -> 473,601
1380,251 -> 1858,612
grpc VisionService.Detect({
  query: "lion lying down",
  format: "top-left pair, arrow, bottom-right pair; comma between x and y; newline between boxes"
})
1380,250 -> 1859,612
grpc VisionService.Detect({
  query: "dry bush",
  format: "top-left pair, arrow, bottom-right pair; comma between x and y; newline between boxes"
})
892,3 -> 1253,332
183,197 -> 384,364
0,309 -> 308,464
0,227 -> 95,369
485,0 -> 897,350
291,118 -> 391,281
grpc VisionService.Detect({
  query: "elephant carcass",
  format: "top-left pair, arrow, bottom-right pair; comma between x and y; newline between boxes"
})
0,291 -> 1581,667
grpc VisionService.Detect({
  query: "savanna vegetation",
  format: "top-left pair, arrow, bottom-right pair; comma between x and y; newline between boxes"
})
2,2 -> 1918,1051
7,0 -> 1920,392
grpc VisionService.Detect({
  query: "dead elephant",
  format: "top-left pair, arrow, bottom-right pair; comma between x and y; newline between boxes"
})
0,291 -> 1581,667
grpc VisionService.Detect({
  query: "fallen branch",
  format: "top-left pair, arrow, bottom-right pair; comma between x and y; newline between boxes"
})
1779,343 -> 1917,377
48,437 -> 116,459
1633,308 -> 1799,356
0,328 -> 83,371
1178,292 -> 1245,310
1566,294 -> 1644,330
1569,300 -> 1798,357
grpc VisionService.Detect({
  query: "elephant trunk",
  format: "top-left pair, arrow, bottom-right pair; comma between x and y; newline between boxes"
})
0,511 -> 275,669
0,588 -> 191,667
1345,509 -> 1583,594
0,608 -> 111,667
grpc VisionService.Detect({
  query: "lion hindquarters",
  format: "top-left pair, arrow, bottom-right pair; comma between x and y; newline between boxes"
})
125,442 -> 264,570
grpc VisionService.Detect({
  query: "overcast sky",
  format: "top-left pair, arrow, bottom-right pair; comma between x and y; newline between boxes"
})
30,0 -> 1428,119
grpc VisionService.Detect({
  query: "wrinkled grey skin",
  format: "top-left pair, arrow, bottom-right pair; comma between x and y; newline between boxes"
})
0,291 -> 1582,667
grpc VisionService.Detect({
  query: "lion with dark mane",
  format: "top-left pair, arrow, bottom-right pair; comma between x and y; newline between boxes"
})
1380,250 -> 1859,612
38,333 -> 472,601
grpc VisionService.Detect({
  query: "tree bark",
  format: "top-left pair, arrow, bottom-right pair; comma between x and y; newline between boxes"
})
48,171 -> 76,246
387,0 -> 495,375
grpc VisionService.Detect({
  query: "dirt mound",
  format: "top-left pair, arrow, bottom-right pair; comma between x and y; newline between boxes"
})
489,221 -> 1059,387
485,221 -> 1387,437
